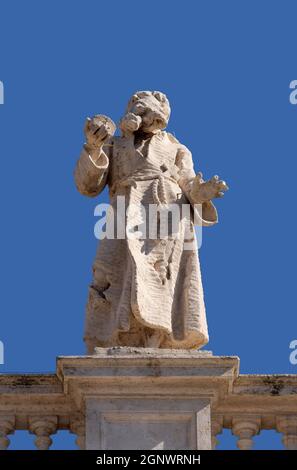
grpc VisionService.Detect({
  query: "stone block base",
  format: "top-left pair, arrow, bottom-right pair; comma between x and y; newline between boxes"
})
57,347 -> 239,450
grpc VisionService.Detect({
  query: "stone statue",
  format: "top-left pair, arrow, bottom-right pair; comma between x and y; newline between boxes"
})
74,91 -> 228,352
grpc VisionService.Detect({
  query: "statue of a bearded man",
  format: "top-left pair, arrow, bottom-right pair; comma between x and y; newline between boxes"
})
74,91 -> 228,352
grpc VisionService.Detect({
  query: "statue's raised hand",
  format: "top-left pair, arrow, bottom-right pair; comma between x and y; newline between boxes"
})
119,112 -> 142,135
191,173 -> 229,203
84,115 -> 116,150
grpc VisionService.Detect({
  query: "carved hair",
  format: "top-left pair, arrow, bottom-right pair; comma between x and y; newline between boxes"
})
126,90 -> 171,126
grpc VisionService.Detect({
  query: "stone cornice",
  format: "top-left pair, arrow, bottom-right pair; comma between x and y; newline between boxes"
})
0,353 -> 296,440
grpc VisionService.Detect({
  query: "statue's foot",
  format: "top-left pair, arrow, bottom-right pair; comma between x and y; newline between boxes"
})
145,330 -> 164,348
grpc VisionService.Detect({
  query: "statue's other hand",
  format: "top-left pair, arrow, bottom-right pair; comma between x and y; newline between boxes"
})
191,173 -> 229,203
84,115 -> 115,150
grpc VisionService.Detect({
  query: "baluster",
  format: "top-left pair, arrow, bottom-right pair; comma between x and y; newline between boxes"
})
277,416 -> 297,450
0,416 -> 15,450
232,417 -> 260,450
70,415 -> 85,450
211,417 -> 223,449
29,416 -> 57,450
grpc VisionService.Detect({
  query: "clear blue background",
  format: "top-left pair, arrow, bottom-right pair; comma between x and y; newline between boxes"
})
0,0 -> 296,450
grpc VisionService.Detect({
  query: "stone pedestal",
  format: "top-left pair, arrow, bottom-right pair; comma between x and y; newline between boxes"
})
57,348 -> 239,450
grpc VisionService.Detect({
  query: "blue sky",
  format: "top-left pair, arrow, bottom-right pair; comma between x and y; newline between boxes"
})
0,0 -> 296,449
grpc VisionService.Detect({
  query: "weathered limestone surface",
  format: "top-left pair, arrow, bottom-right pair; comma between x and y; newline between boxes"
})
58,349 -> 238,450
74,91 -> 228,351
0,350 -> 297,449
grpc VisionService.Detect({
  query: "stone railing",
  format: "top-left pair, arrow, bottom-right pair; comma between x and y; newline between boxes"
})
0,351 -> 296,450
212,374 -> 297,449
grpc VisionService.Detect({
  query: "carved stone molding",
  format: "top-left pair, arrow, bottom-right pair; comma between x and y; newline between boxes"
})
0,356 -> 296,450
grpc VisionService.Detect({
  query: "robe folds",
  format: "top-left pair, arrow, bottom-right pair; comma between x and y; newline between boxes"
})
74,131 -> 218,348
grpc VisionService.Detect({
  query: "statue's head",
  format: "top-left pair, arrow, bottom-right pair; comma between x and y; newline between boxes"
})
120,91 -> 171,135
